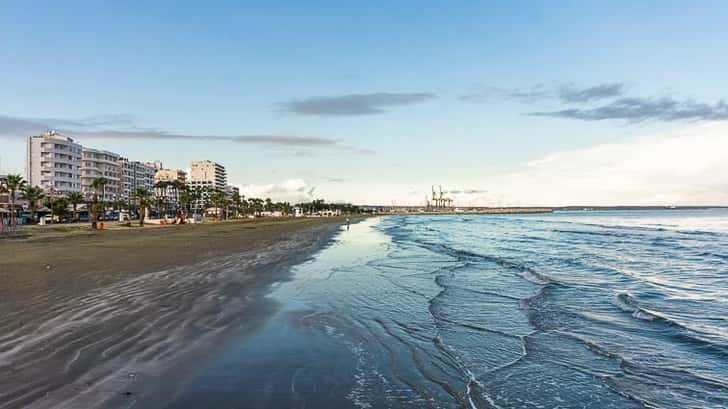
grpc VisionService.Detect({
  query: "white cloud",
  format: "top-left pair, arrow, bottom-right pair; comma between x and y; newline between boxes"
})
236,178 -> 315,203
488,122 -> 728,206
232,123 -> 727,207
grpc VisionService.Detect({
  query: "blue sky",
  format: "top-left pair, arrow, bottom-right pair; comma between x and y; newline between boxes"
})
2,1 -> 728,205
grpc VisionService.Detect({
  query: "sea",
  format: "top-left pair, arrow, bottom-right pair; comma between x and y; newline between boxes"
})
167,209 -> 728,409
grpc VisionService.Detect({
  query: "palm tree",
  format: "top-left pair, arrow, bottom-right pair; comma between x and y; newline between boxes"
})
66,191 -> 83,222
188,186 -> 200,216
50,197 -> 69,221
209,190 -> 228,220
281,201 -> 292,216
195,186 -> 211,218
134,187 -> 152,227
231,194 -> 242,218
89,177 -> 107,229
154,180 -> 171,216
4,174 -> 27,227
178,185 -> 190,216
249,197 -> 264,216
171,180 -> 185,213
19,186 -> 46,223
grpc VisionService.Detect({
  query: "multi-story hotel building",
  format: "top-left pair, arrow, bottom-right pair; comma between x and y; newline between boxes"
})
224,185 -> 240,201
26,131 -> 83,196
118,158 -> 156,201
154,168 -> 188,206
81,147 -> 121,201
189,160 -> 227,209
189,160 -> 226,191
154,168 -> 187,184
0,174 -> 9,209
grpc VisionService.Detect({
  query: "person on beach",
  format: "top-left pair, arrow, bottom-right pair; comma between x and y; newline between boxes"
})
346,217 -> 350,231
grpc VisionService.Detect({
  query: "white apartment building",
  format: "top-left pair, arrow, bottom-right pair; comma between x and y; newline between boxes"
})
224,185 -> 240,201
26,131 -> 83,196
189,160 -> 227,210
81,147 -> 121,201
118,158 -> 156,201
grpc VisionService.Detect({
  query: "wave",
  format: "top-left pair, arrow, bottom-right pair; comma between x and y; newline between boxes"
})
555,331 -> 728,407
615,293 -> 728,357
518,270 -> 552,285
697,251 -> 728,261
552,228 -> 634,238
410,239 -> 562,288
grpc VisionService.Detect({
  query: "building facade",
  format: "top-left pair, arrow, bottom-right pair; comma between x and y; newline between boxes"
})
118,158 -> 156,201
81,147 -> 121,201
154,168 -> 187,184
26,131 -> 83,197
0,175 -> 8,209
224,185 -> 240,201
154,168 -> 188,207
189,160 -> 227,191
189,160 -> 227,210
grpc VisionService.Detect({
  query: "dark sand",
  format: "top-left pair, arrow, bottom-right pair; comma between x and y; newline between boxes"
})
0,218 -> 347,409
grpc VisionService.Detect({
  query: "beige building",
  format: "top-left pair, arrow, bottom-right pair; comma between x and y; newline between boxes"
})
189,160 -> 226,191
26,131 -> 83,196
154,168 -> 187,184
154,168 -> 187,208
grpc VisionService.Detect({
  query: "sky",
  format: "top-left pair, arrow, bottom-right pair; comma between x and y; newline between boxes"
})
1,0 -> 727,206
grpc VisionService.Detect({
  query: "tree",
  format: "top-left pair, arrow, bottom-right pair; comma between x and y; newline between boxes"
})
154,180 -> 171,216
134,187 -> 152,227
239,195 -> 249,215
178,185 -> 194,217
50,197 -> 69,220
280,201 -> 292,216
189,186 -> 204,216
19,186 -> 46,223
209,190 -> 229,220
66,191 -> 83,222
248,197 -> 264,216
171,180 -> 185,213
4,174 -> 26,227
231,194 -> 243,218
89,177 -> 107,229
196,186 -> 211,217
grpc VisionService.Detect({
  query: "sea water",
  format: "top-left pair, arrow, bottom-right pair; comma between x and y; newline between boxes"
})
169,210 -> 728,408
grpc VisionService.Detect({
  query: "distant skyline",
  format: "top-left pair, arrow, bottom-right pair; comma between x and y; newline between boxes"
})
2,1 -> 727,205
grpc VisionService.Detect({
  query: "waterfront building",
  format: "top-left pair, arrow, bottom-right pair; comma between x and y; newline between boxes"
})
224,185 -> 240,201
0,174 -> 8,209
26,131 -> 83,197
154,168 -> 187,184
189,160 -> 227,210
118,158 -> 156,202
154,168 -> 188,207
81,147 -> 120,201
189,160 -> 226,191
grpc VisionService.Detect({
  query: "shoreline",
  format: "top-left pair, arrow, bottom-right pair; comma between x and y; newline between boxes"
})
0,217 -> 350,301
0,217 -> 351,409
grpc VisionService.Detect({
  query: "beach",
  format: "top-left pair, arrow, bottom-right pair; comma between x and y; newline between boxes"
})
2,211 -> 727,408
165,211 -> 727,408
0,218 -> 348,409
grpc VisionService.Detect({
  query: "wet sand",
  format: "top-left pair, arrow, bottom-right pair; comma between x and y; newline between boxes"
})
0,218 -> 348,409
